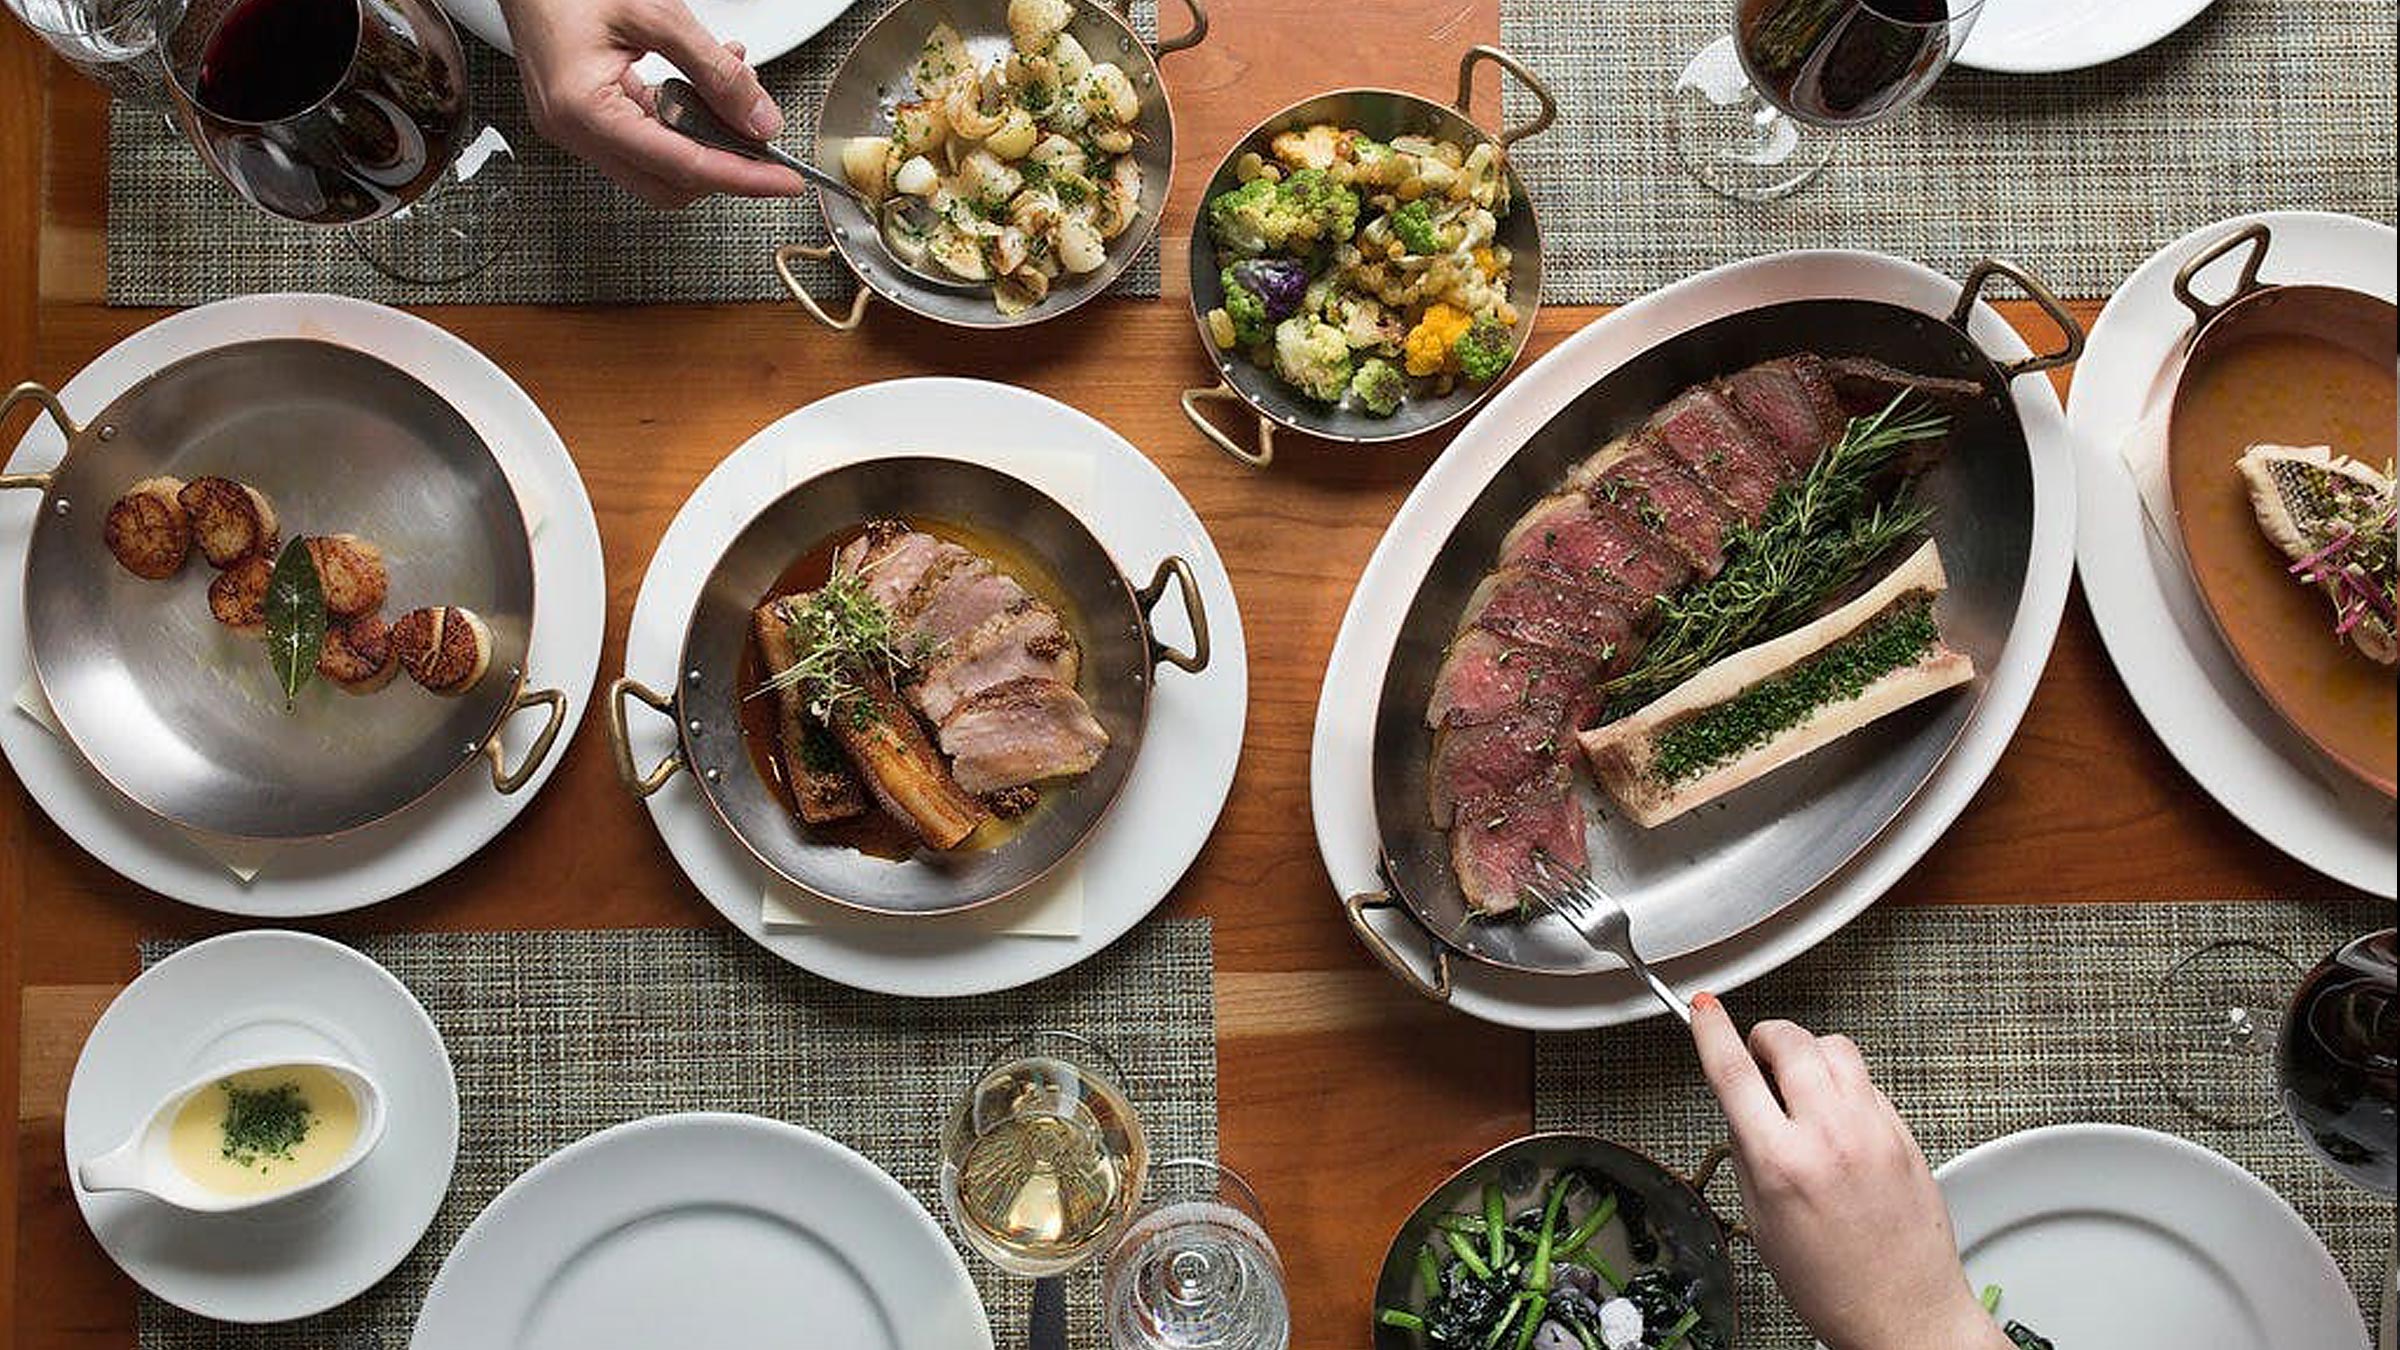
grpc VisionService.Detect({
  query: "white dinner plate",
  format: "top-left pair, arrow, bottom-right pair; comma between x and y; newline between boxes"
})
0,294 -> 607,916
2068,211 -> 2397,898
1957,0 -> 2217,73
64,930 -> 460,1324
412,1113 -> 992,1350
1312,249 -> 2076,1031
1938,1124 -> 2368,1347
623,377 -> 1246,998
437,0 -> 855,76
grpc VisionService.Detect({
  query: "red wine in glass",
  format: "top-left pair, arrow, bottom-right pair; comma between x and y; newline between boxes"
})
1735,0 -> 1960,127
2277,930 -> 2398,1196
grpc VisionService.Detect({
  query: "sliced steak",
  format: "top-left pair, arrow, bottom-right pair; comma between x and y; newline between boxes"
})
910,601 -> 1081,725
1647,385 -> 1787,522
1429,711 -> 1571,827
1464,564 -> 1648,666
1448,769 -> 1586,916
1426,629 -> 1599,730
1499,493 -> 1694,604
937,675 -> 1110,794
1587,443 -> 1736,577
1718,356 -> 1849,472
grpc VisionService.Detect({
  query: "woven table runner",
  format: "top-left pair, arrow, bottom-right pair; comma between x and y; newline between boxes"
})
132,919 -> 1216,1348
1499,0 -> 2398,302
105,0 -> 1163,306
1535,899 -> 2395,1344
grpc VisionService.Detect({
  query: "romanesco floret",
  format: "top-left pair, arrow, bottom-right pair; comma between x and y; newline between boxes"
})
1272,316 -> 1353,403
1218,266 -> 1275,347
1273,169 -> 1360,249
1206,178 -> 1280,256
1350,358 -> 1406,417
1451,315 -> 1516,382
1387,199 -> 1441,255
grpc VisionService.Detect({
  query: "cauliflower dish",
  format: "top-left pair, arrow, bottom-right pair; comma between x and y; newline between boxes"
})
1202,121 -> 1521,419
839,0 -> 1147,317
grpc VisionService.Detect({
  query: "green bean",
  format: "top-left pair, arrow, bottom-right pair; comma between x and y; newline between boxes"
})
1564,1243 -> 1624,1292
1416,1246 -> 1441,1295
1484,1183 -> 1508,1269
1657,1308 -> 1703,1350
1510,1293 -> 1549,1350
1480,1292 -> 1528,1350
1445,1228 -> 1493,1281
1558,1192 -> 1619,1255
1528,1176 -> 1570,1293
1378,1308 -> 1428,1331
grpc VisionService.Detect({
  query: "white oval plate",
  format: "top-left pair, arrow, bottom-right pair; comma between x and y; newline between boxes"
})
437,0 -> 854,76
413,1113 -> 991,1350
1957,0 -> 2217,73
1312,249 -> 2076,1031
1938,1123 -> 2367,1347
65,930 -> 460,1324
0,294 -> 607,916
624,376 -> 1246,999
2068,210 -> 2397,898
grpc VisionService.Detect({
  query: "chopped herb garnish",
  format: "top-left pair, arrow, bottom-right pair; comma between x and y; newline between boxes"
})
218,1079 -> 314,1170
751,560 -> 940,725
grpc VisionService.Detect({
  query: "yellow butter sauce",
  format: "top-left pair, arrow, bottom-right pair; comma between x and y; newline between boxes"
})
167,1065 -> 360,1197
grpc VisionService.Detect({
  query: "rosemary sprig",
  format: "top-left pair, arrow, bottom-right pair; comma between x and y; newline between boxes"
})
1602,395 -> 1949,716
749,564 -> 940,725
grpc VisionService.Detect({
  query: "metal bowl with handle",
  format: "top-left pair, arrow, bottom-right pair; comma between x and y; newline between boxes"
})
1180,46 -> 1557,467
1,340 -> 566,841
773,0 -> 1206,332
606,456 -> 1209,917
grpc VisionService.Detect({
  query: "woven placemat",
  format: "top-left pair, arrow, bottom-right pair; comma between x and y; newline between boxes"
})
1499,0 -> 2399,302
132,919 -> 1215,1348
1535,899 -> 2395,1344
105,0 -> 1163,306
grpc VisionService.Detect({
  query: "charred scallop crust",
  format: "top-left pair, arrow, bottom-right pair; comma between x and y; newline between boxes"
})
317,613 -> 399,694
104,477 -> 192,579
391,605 -> 493,695
304,534 -> 389,619
206,554 -> 273,634
178,477 -> 279,568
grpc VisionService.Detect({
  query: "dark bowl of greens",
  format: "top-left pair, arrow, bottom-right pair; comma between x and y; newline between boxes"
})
1375,1133 -> 1738,1350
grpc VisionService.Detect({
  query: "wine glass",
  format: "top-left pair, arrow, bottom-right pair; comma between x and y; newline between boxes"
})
2276,929 -> 2396,1194
941,1032 -> 1150,1342
5,0 -> 175,104
1103,1158 -> 1289,1350
153,0 -> 515,284
1670,0 -> 1987,201
2151,937 -> 2307,1128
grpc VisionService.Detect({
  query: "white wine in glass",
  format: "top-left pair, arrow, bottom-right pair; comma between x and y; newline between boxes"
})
941,1032 -> 1149,1279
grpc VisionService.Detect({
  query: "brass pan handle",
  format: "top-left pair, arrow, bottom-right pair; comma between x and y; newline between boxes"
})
1456,45 -> 1558,152
606,676 -> 686,798
1948,257 -> 2085,381
773,243 -> 873,332
1682,1140 -> 1753,1244
1135,556 -> 1211,674
1108,0 -> 1207,57
1343,890 -> 1454,1004
1181,382 -> 1277,467
1,381 -> 80,491
2171,221 -> 2273,331
485,683 -> 568,794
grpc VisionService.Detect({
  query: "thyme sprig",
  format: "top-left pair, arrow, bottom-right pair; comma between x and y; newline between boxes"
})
1602,395 -> 1949,716
749,561 -> 940,725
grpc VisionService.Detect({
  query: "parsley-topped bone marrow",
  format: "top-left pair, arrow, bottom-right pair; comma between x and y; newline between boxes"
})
1578,539 -> 1973,827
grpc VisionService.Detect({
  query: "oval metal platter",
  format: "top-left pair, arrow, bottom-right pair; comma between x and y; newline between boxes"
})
1368,292 -> 2052,976
20,339 -> 538,841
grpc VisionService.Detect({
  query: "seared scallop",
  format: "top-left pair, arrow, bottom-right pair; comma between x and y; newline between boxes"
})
104,476 -> 190,579
390,605 -> 492,695
178,476 -> 278,567
206,554 -> 272,635
317,613 -> 398,694
304,533 -> 388,619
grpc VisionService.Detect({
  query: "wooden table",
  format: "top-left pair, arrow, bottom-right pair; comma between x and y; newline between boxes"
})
0,4 -> 2364,1342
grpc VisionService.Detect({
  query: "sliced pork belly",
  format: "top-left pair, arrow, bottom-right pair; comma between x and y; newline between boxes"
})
1464,563 -> 1650,664
1449,769 -> 1586,915
1426,629 -> 1599,730
938,675 -> 1110,794
1717,355 -> 1849,471
899,554 -> 1033,652
842,527 -> 963,612
911,602 -> 1081,725
1429,711 -> 1571,827
1499,493 -> 1694,604
1586,445 -> 1735,577
1648,386 -> 1786,522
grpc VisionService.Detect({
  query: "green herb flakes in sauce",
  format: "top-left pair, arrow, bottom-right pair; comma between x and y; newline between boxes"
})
218,1079 -> 314,1169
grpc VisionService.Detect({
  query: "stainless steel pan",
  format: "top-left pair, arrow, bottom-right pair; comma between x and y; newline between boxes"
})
774,0 -> 1206,332
606,456 -> 1209,916
2,340 -> 566,841
1344,261 -> 2083,1001
1181,46 -> 1557,466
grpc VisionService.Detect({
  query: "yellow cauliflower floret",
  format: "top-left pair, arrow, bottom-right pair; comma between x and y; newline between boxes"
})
1472,247 -> 1502,279
1403,304 -> 1472,377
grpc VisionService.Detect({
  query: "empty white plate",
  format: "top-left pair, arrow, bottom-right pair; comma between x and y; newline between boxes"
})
1956,0 -> 2218,73
412,1113 -> 991,1350
1938,1123 -> 2367,1346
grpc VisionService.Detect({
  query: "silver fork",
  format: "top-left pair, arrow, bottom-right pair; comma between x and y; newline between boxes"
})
1524,852 -> 1693,1024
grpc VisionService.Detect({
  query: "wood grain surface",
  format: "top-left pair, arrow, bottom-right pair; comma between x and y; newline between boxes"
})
0,4 -> 2367,1345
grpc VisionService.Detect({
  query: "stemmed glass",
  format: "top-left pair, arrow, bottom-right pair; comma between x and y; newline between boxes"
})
941,1032 -> 1150,1344
152,0 -> 514,284
4,0 -> 175,105
1103,1158 -> 1290,1350
1670,0 -> 1986,201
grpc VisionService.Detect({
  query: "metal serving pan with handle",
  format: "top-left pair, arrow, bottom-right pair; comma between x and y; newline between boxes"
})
1181,45 -> 1556,466
606,456 -> 1208,917
774,0 -> 1205,331
1345,261 -> 2083,1001
1,340 -> 565,841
